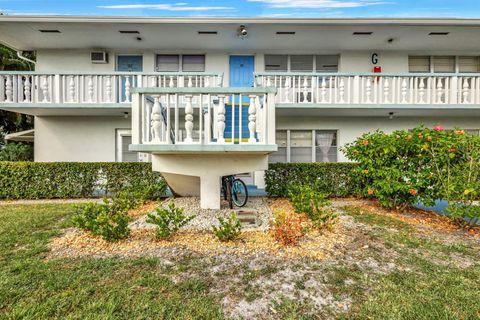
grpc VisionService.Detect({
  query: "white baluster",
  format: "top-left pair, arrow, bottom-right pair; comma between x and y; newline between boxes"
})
68,76 -> 75,102
266,76 -> 272,87
125,76 -> 131,103
204,76 -> 210,88
365,77 -> 372,103
105,76 -> 112,103
87,76 -> 94,102
248,95 -> 257,143
320,77 -> 327,103
169,76 -> 174,88
401,78 -> 408,103
462,78 -> 470,103
151,96 -> 162,142
41,76 -> 49,102
383,77 -> 390,103
23,76 -> 31,103
5,75 -> 13,102
184,95 -> 194,143
217,95 -> 226,143
187,76 -> 193,88
338,77 -> 345,103
284,76 -> 291,103
436,78 -> 444,103
418,78 -> 425,103
302,77 -> 309,103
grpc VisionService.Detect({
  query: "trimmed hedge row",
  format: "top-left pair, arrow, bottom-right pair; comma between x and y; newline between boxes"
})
0,162 -> 166,199
265,162 -> 359,197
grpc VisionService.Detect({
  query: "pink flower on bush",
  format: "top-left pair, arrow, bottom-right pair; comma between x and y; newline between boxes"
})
433,125 -> 444,132
455,130 -> 465,135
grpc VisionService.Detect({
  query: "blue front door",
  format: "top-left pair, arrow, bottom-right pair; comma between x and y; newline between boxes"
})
227,56 -> 254,143
117,55 -> 143,101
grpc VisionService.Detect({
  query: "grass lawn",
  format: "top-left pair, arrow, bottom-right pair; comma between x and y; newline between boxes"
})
0,202 -> 479,319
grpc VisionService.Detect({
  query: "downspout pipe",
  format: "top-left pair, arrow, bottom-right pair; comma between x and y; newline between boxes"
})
16,50 -> 36,66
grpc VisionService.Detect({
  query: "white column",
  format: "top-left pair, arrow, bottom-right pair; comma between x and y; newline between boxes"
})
217,95 -> 226,143
200,175 -> 221,209
401,78 -> 408,103
184,94 -> 194,143
248,95 -> 257,143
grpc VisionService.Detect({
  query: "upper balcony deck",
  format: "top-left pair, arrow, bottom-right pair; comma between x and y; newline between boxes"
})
1,71 -> 480,116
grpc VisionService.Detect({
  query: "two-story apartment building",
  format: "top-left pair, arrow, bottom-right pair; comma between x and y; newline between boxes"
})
1,16 -> 480,208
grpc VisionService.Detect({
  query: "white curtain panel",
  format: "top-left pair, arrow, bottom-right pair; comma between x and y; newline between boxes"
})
316,132 -> 334,162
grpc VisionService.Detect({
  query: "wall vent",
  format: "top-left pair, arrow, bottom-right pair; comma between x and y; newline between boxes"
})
429,32 -> 449,35
91,51 -> 109,64
276,31 -> 296,35
198,31 -> 218,34
39,29 -> 61,33
353,32 -> 373,35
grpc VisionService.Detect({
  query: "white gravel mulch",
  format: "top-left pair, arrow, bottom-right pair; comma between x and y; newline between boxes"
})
130,196 -> 272,231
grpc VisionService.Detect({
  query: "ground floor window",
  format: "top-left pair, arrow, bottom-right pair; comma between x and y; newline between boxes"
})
466,129 -> 480,136
269,129 -> 338,163
116,129 -> 138,162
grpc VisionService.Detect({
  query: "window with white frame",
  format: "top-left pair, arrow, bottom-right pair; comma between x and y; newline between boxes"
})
116,129 -> 138,162
264,55 -> 339,72
269,129 -> 338,163
409,55 -> 480,73
466,129 -> 480,136
156,54 -> 205,72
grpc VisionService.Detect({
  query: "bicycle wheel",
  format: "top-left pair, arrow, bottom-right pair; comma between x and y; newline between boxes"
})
232,178 -> 248,207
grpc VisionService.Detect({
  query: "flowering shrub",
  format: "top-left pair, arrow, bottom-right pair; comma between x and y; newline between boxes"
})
343,125 -> 480,226
271,210 -> 307,246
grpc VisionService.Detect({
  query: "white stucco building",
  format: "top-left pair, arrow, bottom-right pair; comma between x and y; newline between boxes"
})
1,16 -> 480,208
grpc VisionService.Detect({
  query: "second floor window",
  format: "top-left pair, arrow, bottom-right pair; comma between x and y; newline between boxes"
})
156,54 -> 205,72
264,55 -> 339,73
409,55 -> 480,73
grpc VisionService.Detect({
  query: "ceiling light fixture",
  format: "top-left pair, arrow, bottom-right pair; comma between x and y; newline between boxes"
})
388,112 -> 395,120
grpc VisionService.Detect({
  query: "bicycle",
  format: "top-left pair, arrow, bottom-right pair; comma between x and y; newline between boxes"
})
221,175 -> 248,209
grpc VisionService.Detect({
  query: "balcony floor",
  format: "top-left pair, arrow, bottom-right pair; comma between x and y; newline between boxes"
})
129,143 -> 277,155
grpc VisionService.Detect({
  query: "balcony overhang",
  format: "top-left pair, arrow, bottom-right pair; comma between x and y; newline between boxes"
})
276,104 -> 480,117
0,103 -> 130,116
129,144 -> 278,155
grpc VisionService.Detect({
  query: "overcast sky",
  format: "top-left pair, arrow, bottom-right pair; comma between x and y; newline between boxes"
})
1,0 -> 479,18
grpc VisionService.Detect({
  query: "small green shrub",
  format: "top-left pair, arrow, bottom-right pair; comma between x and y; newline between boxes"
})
146,200 -> 195,239
212,212 -> 242,242
446,203 -> 480,228
72,199 -> 130,242
288,184 -> 337,230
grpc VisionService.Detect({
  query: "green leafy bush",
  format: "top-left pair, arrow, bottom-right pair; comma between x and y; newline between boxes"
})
146,200 -> 195,239
0,143 -> 33,161
343,125 -> 480,226
212,212 -> 242,242
265,162 -> 358,197
72,198 -> 130,242
288,184 -> 337,230
0,162 -> 166,199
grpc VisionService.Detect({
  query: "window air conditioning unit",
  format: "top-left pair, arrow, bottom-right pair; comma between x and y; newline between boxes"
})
91,51 -> 108,64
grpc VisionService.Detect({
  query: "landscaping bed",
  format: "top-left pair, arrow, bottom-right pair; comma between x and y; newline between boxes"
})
2,198 -> 479,319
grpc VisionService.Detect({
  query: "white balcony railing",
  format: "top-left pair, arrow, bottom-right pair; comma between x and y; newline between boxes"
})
255,72 -> 480,105
131,87 -> 276,147
0,72 -> 223,104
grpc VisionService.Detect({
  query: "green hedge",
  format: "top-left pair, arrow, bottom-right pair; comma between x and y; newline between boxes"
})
265,162 -> 359,197
0,162 -> 166,199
